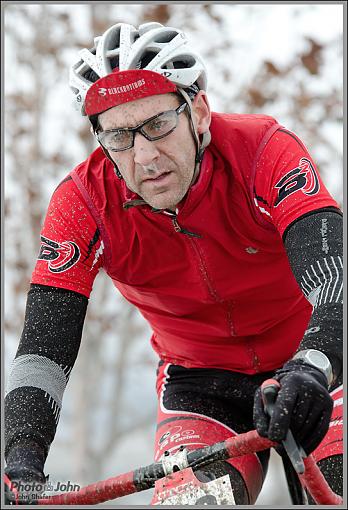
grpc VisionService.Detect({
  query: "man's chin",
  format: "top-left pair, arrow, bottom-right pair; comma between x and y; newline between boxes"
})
148,202 -> 176,211
144,194 -> 177,211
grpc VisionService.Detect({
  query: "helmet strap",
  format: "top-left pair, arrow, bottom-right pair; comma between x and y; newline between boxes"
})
91,126 -> 124,179
101,145 -> 124,179
178,88 -> 211,186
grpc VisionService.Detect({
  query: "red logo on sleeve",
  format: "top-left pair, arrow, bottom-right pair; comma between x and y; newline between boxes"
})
274,157 -> 320,207
38,236 -> 80,273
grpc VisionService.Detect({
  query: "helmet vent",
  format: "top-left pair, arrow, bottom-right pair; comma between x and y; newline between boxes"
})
171,55 -> 196,69
109,56 -> 120,71
82,68 -> 99,83
140,51 -> 160,68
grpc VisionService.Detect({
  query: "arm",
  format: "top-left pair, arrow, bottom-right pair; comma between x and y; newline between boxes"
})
5,176 -> 104,503
252,128 -> 343,454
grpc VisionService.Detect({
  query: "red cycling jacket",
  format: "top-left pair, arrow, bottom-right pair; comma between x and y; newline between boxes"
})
31,113 -> 338,374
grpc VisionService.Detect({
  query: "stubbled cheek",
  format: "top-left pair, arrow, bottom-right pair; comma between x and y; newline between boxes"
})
115,159 -> 134,178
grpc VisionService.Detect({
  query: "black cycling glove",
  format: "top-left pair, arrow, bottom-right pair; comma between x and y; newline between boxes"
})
253,359 -> 333,454
4,466 -> 47,505
4,444 -> 47,505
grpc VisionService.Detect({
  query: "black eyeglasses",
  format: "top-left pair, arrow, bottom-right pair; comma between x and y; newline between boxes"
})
96,103 -> 187,152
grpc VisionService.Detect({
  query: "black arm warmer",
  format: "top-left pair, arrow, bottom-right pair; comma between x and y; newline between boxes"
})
5,284 -> 88,473
283,208 -> 343,387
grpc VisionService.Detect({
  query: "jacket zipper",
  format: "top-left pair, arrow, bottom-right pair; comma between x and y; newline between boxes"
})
153,208 -> 202,238
154,209 -> 221,301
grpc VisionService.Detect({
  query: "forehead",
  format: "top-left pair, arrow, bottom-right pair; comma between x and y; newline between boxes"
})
98,93 -> 181,129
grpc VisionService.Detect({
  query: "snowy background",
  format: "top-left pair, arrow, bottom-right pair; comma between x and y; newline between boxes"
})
4,3 -> 343,506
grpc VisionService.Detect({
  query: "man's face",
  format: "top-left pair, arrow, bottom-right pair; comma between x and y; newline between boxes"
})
98,93 -> 198,211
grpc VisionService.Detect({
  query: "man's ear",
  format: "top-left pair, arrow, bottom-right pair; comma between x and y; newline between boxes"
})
192,91 -> 211,134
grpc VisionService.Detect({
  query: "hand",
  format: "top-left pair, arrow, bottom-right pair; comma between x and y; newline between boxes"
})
253,359 -> 333,454
4,466 -> 47,505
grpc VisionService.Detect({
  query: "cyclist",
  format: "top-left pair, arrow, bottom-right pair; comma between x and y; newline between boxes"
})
5,22 -> 343,505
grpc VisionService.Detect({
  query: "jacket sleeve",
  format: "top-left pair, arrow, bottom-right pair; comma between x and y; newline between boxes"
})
253,128 -> 340,236
31,175 -> 105,297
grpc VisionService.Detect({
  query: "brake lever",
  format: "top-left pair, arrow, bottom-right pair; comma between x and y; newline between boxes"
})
261,379 -> 306,474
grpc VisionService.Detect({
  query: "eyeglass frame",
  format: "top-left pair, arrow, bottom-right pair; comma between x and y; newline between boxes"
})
95,102 -> 187,152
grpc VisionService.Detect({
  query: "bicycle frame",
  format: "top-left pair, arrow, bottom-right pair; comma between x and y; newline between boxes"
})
37,429 -> 343,506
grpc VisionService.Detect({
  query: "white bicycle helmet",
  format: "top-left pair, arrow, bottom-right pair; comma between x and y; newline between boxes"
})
69,21 -> 208,116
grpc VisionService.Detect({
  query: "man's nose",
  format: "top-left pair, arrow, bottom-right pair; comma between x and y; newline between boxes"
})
133,132 -> 160,166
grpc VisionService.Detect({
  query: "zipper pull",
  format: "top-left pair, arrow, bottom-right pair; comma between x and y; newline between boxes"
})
154,208 -> 202,238
171,216 -> 201,238
172,217 -> 183,233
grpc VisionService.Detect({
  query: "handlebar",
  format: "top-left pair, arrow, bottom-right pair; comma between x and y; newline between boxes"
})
37,429 -> 342,505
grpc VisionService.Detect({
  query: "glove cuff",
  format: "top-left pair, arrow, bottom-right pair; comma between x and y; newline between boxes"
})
277,358 -> 329,388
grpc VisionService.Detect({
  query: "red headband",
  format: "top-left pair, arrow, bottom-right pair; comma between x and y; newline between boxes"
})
84,69 -> 177,116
